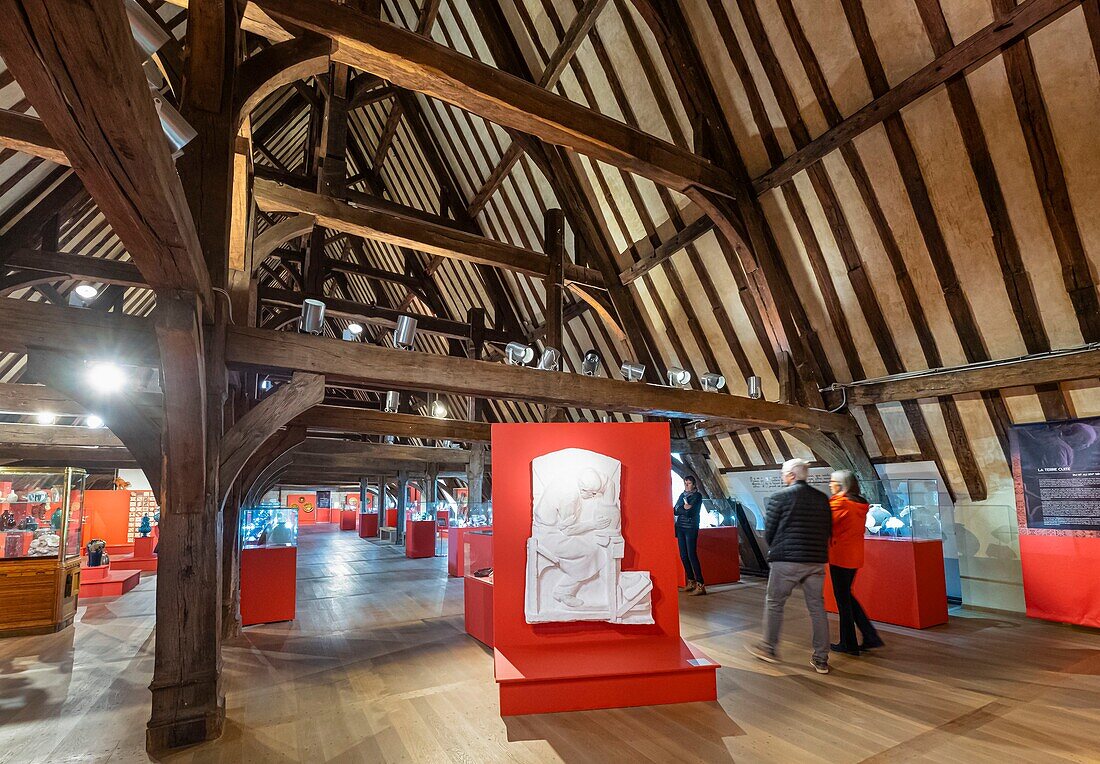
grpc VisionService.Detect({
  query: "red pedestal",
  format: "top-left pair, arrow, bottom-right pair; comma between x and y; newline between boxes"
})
405,519 -> 436,558
384,508 -> 398,529
448,526 -> 491,577
491,422 -> 718,716
112,535 -> 158,572
358,512 -> 379,538
79,561 -> 141,597
1019,534 -> 1100,629
824,537 -> 948,629
339,510 -> 357,531
240,546 -> 297,625
464,574 -> 494,646
677,526 -> 740,586
81,563 -> 109,581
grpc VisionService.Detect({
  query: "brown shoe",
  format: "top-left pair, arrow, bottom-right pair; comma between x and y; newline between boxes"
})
688,583 -> 707,596
678,580 -> 697,593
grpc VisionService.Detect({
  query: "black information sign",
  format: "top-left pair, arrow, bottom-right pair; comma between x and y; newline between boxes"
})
1013,417 -> 1100,531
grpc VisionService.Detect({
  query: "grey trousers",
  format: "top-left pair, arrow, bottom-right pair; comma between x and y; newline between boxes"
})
762,561 -> 829,663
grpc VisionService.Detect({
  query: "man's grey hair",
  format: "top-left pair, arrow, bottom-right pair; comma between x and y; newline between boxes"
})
781,458 -> 809,481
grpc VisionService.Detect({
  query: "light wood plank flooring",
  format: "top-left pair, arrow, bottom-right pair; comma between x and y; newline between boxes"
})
1,524 -> 1097,763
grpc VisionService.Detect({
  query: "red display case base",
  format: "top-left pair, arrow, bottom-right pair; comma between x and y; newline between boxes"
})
495,639 -> 718,716
241,546 -> 297,626
339,510 -> 357,530
824,537 -> 948,629
358,512 -> 379,538
677,526 -> 740,586
405,519 -> 436,558
447,525 -> 491,577
464,574 -> 494,646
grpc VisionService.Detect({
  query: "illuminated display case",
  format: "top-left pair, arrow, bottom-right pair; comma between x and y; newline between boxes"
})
239,507 -> 298,549
0,468 -> 87,636
865,479 -> 942,540
239,506 -> 298,625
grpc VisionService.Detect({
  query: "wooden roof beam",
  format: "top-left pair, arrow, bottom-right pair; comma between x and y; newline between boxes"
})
5,249 -> 146,288
255,0 -> 738,196
752,0 -> 1082,193
0,109 -> 68,165
290,405 -> 492,442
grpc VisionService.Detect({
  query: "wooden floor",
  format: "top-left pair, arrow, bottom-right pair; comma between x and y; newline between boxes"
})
1,525 -> 1098,763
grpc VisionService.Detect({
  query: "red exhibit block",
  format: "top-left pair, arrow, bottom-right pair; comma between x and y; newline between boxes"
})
677,526 -> 740,587
358,512 -> 379,538
339,510 -> 357,531
447,526 -> 491,577
824,537 -> 948,629
464,574 -> 494,646
111,534 -> 158,572
240,546 -> 297,626
385,508 -> 398,529
1019,534 -> 1100,629
79,561 -> 141,597
405,519 -> 436,558
491,422 -> 718,716
81,562 -> 110,582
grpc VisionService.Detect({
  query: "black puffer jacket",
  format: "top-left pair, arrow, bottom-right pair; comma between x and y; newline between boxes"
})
765,481 -> 831,563
673,490 -> 703,530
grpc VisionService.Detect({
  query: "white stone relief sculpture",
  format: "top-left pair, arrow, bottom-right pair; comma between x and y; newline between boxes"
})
525,448 -> 653,624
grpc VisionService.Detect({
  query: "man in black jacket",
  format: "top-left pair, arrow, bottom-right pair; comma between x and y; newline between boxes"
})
747,458 -> 832,674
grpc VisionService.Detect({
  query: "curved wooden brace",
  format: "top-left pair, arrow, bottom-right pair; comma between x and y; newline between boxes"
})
252,213 -> 316,274
238,425 -> 306,505
566,282 -> 626,343
0,272 -> 66,297
234,34 -> 331,130
260,308 -> 300,331
219,372 -> 324,511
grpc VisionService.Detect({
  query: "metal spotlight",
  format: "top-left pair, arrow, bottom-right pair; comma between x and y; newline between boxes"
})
384,391 -> 400,413
151,86 -> 198,156
431,399 -> 448,419
68,284 -> 99,307
35,411 -> 57,425
701,372 -> 726,392
393,315 -> 418,349
341,325 -> 362,341
300,299 -> 325,334
87,362 -> 126,394
581,349 -> 602,377
667,367 -> 692,387
620,361 -> 645,382
536,347 -> 561,371
125,0 -> 170,57
505,342 -> 535,366
86,415 -> 105,429
747,375 -> 763,400
259,378 -> 273,392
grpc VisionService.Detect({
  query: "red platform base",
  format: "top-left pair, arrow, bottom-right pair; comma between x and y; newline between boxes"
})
339,510 -> 357,531
405,519 -> 436,558
80,568 -> 141,597
1019,534 -> 1100,629
111,535 -> 158,572
824,537 -> 948,629
495,639 -> 718,716
240,546 -> 297,626
464,574 -> 494,646
358,512 -> 379,538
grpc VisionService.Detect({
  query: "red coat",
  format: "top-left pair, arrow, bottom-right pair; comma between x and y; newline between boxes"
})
829,493 -> 869,569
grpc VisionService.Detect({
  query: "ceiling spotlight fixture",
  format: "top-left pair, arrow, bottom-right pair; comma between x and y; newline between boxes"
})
393,315 -> 418,350
300,299 -> 326,334
347,322 -> 363,335
124,0 -> 171,57
667,367 -> 692,387
536,347 -> 561,371
68,283 -> 99,307
431,399 -> 448,419
35,411 -> 57,425
259,378 -> 273,393
86,415 -> 105,429
747,375 -> 763,400
341,325 -> 362,341
384,434 -> 396,444
701,372 -> 726,392
581,349 -> 602,377
383,391 -> 400,413
87,362 -> 126,394
150,86 -> 198,157
620,361 -> 645,382
505,342 -> 535,366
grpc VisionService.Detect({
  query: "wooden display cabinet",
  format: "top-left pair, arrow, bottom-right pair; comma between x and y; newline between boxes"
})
0,468 -> 87,637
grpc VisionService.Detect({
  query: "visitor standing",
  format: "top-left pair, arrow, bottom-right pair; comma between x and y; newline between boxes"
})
828,470 -> 884,655
747,458 -> 832,674
674,475 -> 706,596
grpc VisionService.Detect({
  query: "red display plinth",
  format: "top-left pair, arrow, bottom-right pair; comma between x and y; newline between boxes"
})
405,519 -> 436,558
81,563 -> 109,582
464,574 -> 494,646
79,561 -> 140,597
240,546 -> 297,625
491,423 -> 718,716
111,535 -> 158,572
824,537 -> 948,629
339,510 -> 357,531
1019,534 -> 1100,629
448,525 -> 491,577
358,512 -> 379,538
384,508 -> 398,529
677,526 -> 740,587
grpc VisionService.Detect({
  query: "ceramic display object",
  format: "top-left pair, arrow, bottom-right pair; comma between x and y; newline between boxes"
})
524,448 -> 653,624
137,514 -> 152,537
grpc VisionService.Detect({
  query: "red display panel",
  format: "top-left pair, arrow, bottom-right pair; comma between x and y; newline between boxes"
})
1019,534 -> 1100,629
287,493 -> 317,525
490,422 -> 717,715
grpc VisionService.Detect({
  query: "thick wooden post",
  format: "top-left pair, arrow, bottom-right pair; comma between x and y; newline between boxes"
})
543,209 -> 565,354
395,471 -> 408,544
467,444 -> 486,508
359,477 -> 368,513
379,477 -> 389,536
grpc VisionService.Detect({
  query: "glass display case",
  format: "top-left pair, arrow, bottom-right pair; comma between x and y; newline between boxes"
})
699,498 -> 739,529
464,529 -> 494,580
450,501 -> 493,529
239,507 -> 298,549
865,479 -> 942,541
0,468 -> 87,636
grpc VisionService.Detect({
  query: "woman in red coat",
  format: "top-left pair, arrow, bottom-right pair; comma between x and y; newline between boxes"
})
828,470 -> 884,655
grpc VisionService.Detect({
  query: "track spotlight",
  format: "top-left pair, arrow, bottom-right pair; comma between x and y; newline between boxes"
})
87,362 -> 126,394
259,378 -> 273,392
620,361 -> 645,382
341,322 -> 363,341
536,347 -> 561,371
667,367 -> 692,387
581,349 -> 602,377
68,284 -> 99,307
747,375 -> 763,400
701,372 -> 726,392
125,0 -> 170,58
384,391 -> 400,413
86,415 -> 105,429
505,342 -> 534,366
35,411 -> 57,425
300,299 -> 325,334
393,315 -> 417,349
431,399 -> 448,419
151,87 -> 197,156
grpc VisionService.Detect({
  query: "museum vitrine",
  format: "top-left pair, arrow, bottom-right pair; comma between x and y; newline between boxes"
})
0,468 -> 87,636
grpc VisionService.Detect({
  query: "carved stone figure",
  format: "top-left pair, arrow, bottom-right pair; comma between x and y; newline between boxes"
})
524,448 -> 653,624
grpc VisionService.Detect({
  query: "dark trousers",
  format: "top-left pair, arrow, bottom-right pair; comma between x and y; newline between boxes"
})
676,526 -> 703,584
829,565 -> 879,649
